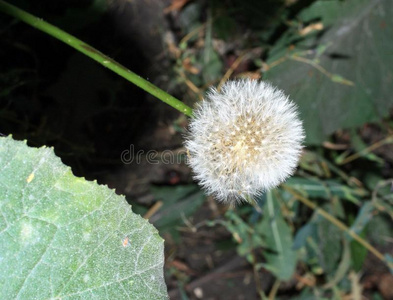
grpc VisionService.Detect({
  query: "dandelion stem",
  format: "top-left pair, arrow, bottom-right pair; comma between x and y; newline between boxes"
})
283,185 -> 393,270
0,0 -> 193,117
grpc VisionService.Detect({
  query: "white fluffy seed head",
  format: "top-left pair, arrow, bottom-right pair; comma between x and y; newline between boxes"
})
184,79 -> 305,204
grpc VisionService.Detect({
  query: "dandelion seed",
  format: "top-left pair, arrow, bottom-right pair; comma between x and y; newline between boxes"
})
184,79 -> 304,204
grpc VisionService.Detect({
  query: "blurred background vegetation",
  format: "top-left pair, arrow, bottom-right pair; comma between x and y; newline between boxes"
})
1,0 -> 393,299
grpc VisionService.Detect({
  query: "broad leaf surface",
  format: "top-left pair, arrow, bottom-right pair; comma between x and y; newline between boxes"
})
0,136 -> 168,299
265,0 -> 393,144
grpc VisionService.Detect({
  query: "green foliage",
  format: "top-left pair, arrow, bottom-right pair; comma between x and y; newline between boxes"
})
216,150 -> 393,295
215,192 -> 297,281
285,177 -> 367,205
178,2 -> 202,35
265,0 -> 393,144
150,185 -> 205,239
367,215 -> 393,246
220,210 -> 265,258
258,192 -> 297,280
202,13 -> 224,84
0,136 -> 168,299
317,217 -> 342,274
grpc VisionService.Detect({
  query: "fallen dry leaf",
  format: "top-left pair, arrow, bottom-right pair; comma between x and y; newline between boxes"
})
164,0 -> 191,14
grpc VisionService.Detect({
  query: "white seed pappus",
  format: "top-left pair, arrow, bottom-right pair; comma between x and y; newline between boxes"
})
184,79 -> 305,204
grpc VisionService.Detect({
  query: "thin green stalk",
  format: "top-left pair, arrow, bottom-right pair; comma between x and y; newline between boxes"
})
283,185 -> 393,271
0,0 -> 193,117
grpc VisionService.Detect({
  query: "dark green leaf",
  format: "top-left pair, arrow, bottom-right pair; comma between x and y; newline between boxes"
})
366,215 -> 393,246
224,210 -> 265,258
350,231 -> 368,272
179,3 -> 202,35
202,14 -> 223,83
259,192 -> 297,280
293,222 -> 317,250
150,186 -> 205,232
317,217 -> 342,274
347,202 -> 375,239
324,239 -> 351,288
265,0 -> 393,144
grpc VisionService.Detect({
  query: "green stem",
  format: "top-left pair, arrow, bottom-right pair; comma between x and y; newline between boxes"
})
0,0 -> 193,117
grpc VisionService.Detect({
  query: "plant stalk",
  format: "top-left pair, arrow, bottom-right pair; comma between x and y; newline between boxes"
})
0,0 -> 193,117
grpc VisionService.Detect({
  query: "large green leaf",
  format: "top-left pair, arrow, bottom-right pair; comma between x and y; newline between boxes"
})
0,136 -> 168,299
265,0 -> 393,144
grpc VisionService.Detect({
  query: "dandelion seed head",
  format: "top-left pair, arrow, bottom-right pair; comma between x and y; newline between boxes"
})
184,79 -> 305,204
